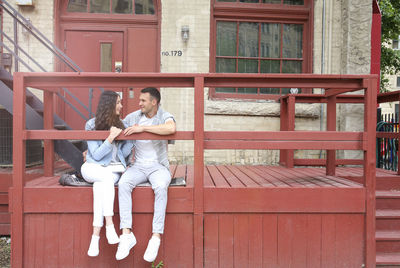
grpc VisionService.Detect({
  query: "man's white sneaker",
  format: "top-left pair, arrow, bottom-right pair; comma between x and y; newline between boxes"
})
87,235 -> 100,257
115,232 -> 137,260
106,224 -> 120,244
143,236 -> 161,262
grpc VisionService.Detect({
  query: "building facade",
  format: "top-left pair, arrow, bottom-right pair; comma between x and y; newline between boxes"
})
1,0 -> 373,164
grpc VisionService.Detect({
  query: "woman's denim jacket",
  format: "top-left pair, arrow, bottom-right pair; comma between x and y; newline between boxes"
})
84,118 -> 133,167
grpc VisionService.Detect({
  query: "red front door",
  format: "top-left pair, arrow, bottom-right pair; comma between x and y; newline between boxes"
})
61,31 -> 123,129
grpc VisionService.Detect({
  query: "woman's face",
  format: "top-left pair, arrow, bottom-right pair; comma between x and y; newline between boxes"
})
115,96 -> 122,116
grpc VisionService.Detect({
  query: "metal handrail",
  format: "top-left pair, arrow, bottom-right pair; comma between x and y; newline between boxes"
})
0,30 -> 46,72
0,39 -> 35,72
0,0 -> 100,122
0,36 -> 92,120
0,0 -> 82,72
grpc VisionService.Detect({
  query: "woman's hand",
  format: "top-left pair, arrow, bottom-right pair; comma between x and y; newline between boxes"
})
107,126 -> 122,143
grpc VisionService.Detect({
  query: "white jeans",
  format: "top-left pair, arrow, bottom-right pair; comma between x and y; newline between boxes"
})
81,162 -> 121,227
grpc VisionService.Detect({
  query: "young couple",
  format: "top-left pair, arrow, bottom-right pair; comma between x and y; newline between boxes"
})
80,87 -> 176,262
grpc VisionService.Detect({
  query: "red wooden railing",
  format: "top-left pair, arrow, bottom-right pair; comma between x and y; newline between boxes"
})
279,93 -> 365,171
12,72 -> 377,268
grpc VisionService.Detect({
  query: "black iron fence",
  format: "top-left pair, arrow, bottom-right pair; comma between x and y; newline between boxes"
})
377,108 -> 399,171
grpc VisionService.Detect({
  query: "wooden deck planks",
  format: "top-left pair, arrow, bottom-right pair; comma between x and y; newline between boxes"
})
22,165 -> 368,190
234,166 -> 274,187
251,166 -> 291,187
169,164 -> 178,178
186,165 -> 194,187
203,166 -> 214,187
173,165 -> 186,181
293,168 -> 340,187
215,165 -> 245,188
266,166 -> 308,187
206,166 -> 230,188
281,168 -> 327,188
226,166 -> 261,187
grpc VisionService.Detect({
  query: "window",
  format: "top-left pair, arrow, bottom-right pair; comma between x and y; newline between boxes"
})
217,0 -> 304,4
393,38 -> 399,50
397,76 -> 400,88
211,0 -> 313,100
67,0 -> 154,14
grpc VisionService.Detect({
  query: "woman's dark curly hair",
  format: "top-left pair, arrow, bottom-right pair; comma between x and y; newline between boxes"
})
95,91 -> 125,130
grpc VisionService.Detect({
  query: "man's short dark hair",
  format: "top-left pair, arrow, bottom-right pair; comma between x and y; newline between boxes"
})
141,87 -> 161,104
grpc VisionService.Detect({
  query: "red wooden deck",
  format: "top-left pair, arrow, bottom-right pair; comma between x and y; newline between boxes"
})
10,72 -> 378,267
13,165 -> 366,268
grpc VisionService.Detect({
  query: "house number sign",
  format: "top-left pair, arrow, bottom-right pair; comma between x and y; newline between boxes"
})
161,50 -> 183,56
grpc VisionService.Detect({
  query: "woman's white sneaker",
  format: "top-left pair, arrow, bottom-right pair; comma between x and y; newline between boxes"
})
106,224 -> 120,244
87,235 -> 100,257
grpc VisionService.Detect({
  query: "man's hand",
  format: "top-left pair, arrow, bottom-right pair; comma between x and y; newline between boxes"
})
124,124 -> 144,136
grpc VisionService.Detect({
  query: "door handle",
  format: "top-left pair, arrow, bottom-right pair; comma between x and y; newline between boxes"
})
115,61 -> 122,73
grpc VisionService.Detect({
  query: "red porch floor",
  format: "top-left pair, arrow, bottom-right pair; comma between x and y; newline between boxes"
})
13,164 -> 367,268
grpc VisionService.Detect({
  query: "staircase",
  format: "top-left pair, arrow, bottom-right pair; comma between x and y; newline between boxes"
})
343,169 -> 400,267
0,67 -> 84,172
375,170 -> 400,267
0,0 -> 88,174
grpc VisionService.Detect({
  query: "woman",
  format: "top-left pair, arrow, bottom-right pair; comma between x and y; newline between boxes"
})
81,91 -> 133,257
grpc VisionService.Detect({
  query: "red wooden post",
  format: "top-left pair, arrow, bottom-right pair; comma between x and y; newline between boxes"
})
364,78 -> 377,268
326,95 -> 336,175
12,73 -> 26,268
43,91 -> 54,176
193,75 -> 204,268
286,95 -> 295,168
279,97 -> 288,165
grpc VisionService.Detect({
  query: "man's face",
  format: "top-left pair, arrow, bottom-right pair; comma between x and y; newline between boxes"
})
139,92 -> 157,115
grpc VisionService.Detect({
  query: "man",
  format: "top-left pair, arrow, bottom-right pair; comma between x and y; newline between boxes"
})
115,87 -> 176,262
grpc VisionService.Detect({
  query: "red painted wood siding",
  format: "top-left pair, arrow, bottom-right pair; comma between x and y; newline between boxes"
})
204,214 -> 364,268
23,213 -> 193,268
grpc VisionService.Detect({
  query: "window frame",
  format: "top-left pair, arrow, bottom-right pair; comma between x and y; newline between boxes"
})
61,0 -> 158,22
210,0 -> 313,100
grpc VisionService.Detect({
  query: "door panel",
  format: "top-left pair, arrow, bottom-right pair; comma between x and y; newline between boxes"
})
125,27 -> 158,114
62,31 -> 123,129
